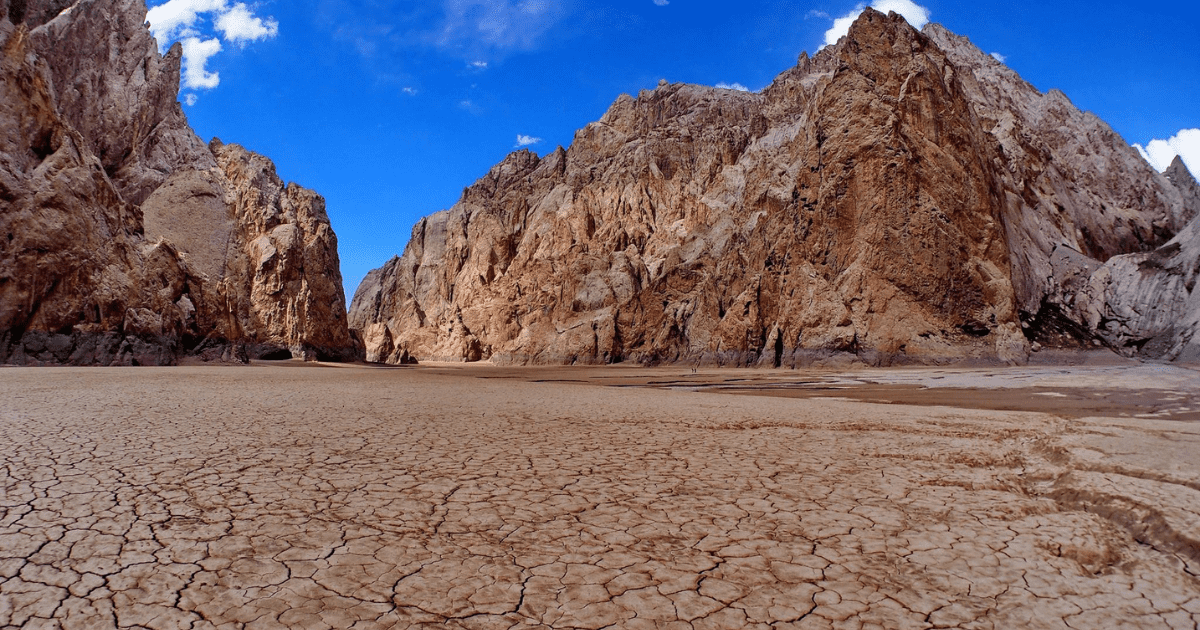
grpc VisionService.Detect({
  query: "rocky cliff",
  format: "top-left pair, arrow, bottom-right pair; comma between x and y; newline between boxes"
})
1049,155 -> 1200,362
922,25 -> 1200,360
350,9 -> 1200,366
0,0 -> 358,365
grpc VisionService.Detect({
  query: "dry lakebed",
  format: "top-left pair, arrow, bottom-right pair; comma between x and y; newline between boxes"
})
2,361 -> 1199,629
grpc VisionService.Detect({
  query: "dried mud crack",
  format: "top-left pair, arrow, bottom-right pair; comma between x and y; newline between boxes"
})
2,364 -> 1199,629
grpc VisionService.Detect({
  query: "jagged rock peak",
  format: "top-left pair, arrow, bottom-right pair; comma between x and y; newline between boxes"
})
1165,156 -> 1200,225
1167,155 -> 1196,180
350,11 -> 1000,366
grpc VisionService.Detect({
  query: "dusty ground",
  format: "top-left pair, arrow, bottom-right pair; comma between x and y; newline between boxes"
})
2,363 -> 1199,629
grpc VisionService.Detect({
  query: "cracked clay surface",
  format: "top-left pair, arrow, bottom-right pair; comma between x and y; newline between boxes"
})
2,364 -> 1199,629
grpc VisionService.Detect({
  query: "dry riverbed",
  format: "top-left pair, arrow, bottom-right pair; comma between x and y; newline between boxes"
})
2,362 -> 1199,629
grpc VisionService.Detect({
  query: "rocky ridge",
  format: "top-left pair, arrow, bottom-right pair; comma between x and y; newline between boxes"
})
351,10 -> 1200,366
0,0 -> 358,365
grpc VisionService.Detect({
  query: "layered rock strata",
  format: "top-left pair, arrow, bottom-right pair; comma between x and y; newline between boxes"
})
0,0 -> 358,365
351,10 -> 1199,366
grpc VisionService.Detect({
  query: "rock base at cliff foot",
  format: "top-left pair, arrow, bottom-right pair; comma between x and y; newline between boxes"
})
2,364 -> 1198,629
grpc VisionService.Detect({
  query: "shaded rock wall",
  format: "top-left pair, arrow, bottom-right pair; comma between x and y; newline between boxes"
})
0,0 -> 358,365
29,0 -> 216,206
925,25 -> 1200,361
1061,160 -> 1200,361
922,25 -> 1197,326
352,10 -> 1198,366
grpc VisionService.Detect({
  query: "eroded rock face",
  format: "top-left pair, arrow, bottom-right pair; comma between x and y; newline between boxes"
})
1165,157 -> 1200,225
29,0 -> 217,206
351,10 -> 1196,366
927,27 -> 1200,361
0,0 -> 358,364
207,140 -> 358,361
922,25 -> 1197,341
1058,160 -> 1200,362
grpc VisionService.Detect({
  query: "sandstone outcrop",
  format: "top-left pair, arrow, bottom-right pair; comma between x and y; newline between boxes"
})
351,10 -> 1198,366
0,0 -> 358,365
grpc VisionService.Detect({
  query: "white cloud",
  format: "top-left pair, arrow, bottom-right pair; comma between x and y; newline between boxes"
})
214,2 -> 278,45
653,0 -> 669,5
147,0 -> 277,91
1134,129 -> 1200,175
436,0 -> 565,53
823,0 -> 931,48
180,36 -> 222,89
516,134 -> 542,147
716,82 -> 750,92
470,60 -> 489,69
990,52 -> 1007,63
147,0 -> 228,46
184,93 -> 198,106
402,87 -> 418,95
871,0 -> 930,27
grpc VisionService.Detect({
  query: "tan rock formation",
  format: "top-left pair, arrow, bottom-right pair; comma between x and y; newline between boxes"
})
0,0 -> 358,364
137,139 -> 360,361
209,140 -> 357,360
351,10 -> 1196,366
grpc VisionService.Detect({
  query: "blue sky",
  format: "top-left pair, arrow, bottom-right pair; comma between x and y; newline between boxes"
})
148,0 -> 1200,300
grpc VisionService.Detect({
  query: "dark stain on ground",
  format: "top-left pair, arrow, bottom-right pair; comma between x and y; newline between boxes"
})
667,383 -> 1200,422
390,363 -> 1200,423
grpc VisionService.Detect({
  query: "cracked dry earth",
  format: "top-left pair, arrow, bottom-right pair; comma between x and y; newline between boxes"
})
2,365 -> 1199,630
